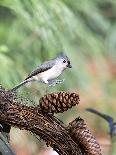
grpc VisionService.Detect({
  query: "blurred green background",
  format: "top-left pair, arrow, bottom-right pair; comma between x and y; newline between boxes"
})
0,0 -> 116,155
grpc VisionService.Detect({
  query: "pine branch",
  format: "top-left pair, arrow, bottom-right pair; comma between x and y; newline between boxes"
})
0,86 -> 102,155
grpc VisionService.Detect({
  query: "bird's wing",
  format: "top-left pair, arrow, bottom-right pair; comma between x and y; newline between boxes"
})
25,60 -> 55,80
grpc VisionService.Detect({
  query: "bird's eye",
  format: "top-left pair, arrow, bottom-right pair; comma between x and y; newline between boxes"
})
63,60 -> 66,63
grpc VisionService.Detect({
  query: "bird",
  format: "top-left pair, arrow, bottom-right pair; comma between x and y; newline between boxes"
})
86,108 -> 116,138
11,52 -> 72,91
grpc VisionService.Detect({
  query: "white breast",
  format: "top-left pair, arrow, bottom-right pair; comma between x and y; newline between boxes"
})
33,64 -> 64,81
40,65 -> 63,80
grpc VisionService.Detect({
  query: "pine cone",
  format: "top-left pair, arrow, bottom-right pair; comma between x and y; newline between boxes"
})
39,92 -> 80,114
68,117 -> 102,155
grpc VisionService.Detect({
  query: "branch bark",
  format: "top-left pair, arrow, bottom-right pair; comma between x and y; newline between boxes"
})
0,86 -> 102,155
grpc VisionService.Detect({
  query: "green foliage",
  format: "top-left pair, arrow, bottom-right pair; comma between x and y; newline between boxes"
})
0,0 -> 115,99
0,0 -> 115,94
0,3 -> 115,95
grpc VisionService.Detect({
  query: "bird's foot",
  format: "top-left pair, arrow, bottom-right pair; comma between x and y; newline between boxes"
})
55,79 -> 65,84
48,79 -> 65,87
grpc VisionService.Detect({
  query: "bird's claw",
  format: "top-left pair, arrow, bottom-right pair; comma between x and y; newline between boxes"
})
48,79 -> 65,87
55,79 -> 65,84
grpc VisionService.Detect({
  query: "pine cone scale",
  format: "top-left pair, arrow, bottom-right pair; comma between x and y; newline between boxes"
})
68,117 -> 102,155
39,92 -> 79,114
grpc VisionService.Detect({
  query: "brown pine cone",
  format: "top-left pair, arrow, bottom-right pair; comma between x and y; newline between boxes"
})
68,117 -> 102,155
39,91 -> 80,114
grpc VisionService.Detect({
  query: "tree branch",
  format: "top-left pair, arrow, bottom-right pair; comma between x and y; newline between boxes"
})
0,86 -> 102,155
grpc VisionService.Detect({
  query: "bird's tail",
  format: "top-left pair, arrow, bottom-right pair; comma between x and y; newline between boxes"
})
11,78 -> 32,92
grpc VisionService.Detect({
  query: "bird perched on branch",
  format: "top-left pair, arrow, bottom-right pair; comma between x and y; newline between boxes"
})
86,108 -> 116,138
11,52 -> 72,91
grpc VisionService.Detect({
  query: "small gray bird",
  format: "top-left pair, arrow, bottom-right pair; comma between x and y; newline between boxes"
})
11,52 -> 72,91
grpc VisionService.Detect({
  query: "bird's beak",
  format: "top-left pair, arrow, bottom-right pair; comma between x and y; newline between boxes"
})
67,63 -> 72,68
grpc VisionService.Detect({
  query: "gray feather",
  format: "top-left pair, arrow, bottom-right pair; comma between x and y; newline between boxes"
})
25,60 -> 55,80
11,78 -> 32,91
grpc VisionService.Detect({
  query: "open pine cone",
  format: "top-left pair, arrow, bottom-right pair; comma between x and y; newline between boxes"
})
39,91 -> 80,114
68,117 -> 102,155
